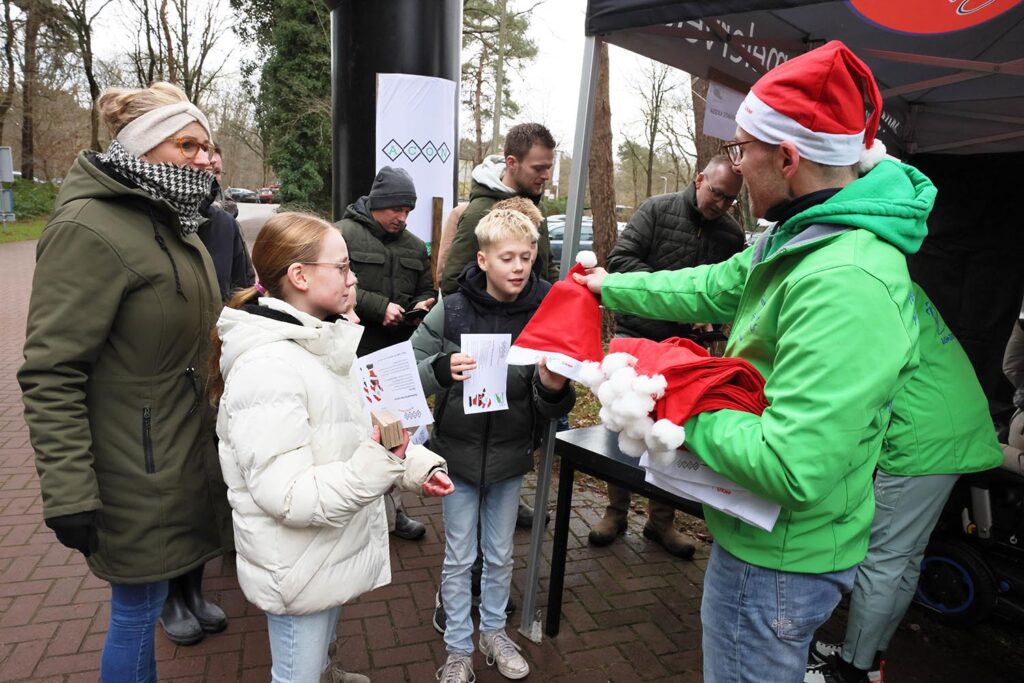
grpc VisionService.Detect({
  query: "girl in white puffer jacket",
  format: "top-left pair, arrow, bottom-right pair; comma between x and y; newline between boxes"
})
209,212 -> 453,683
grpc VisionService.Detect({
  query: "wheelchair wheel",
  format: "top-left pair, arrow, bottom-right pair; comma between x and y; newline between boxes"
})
915,538 -> 997,625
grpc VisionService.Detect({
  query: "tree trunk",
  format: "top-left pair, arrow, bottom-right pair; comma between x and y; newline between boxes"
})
690,77 -> 720,172
588,42 -> 617,340
473,48 -> 486,166
489,0 -> 506,155
0,0 -> 15,146
21,6 -> 41,180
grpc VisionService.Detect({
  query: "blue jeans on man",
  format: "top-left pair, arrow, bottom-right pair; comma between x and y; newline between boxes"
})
701,543 -> 857,683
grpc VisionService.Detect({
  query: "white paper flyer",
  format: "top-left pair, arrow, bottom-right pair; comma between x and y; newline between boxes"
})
355,341 -> 433,427
461,333 -> 511,414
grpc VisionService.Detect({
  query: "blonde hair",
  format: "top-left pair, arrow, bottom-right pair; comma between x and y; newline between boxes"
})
207,211 -> 335,404
96,82 -> 189,137
475,208 -> 539,250
492,197 -> 543,227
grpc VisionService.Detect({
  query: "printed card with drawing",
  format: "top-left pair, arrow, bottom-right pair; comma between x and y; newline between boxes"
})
461,334 -> 511,414
355,341 -> 433,427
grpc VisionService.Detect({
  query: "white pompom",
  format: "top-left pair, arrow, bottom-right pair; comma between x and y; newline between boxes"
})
601,352 -> 637,375
648,448 -> 678,466
632,373 -> 667,400
578,361 -> 607,389
645,418 -> 686,452
623,415 -> 654,441
599,406 -> 624,432
607,367 -> 638,395
596,380 -> 620,406
576,250 -> 598,269
858,139 -> 887,174
618,432 -> 647,458
611,392 -> 655,420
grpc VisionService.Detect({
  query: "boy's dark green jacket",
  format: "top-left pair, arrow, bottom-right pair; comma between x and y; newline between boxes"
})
411,265 -> 574,486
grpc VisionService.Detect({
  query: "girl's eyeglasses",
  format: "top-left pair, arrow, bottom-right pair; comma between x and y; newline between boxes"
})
164,136 -> 219,160
302,261 -> 352,277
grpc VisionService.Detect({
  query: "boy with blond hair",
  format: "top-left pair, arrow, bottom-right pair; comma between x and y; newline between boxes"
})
411,209 -> 575,682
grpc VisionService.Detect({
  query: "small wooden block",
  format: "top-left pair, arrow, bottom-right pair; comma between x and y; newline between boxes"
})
371,410 -> 405,449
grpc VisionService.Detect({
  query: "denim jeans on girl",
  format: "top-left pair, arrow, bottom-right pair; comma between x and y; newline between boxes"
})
701,543 -> 857,683
100,580 -> 169,683
266,605 -> 341,683
441,473 -> 523,655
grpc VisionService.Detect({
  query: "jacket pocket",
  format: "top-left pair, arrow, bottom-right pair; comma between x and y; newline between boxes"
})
142,406 -> 155,474
350,251 -> 386,267
399,257 -> 424,272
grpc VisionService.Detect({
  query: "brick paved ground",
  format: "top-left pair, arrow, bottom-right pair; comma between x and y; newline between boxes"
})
3,234 -> 1024,682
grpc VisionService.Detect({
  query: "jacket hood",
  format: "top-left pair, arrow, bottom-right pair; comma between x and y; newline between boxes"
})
54,151 -> 171,214
470,155 -> 518,199
456,262 -> 549,315
779,160 -> 935,255
343,196 -> 394,241
217,298 -> 364,378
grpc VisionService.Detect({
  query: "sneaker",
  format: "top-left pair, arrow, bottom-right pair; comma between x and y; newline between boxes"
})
436,654 -> 475,683
804,654 -> 871,683
432,590 -> 447,635
319,665 -> 370,683
809,641 -> 884,682
478,629 -> 530,680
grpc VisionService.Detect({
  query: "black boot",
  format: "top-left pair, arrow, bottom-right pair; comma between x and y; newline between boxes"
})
159,575 -> 205,646
182,563 -> 228,633
393,510 -> 426,540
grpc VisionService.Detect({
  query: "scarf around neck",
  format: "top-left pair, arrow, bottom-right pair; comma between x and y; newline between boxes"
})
98,139 -> 214,236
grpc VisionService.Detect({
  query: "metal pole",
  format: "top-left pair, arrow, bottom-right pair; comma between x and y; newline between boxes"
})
519,35 -> 600,644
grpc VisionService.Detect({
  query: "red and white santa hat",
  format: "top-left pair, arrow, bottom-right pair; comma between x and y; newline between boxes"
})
506,251 -> 604,381
736,40 -> 887,172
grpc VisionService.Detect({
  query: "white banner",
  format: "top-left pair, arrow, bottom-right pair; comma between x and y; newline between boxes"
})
375,73 -> 457,246
703,81 -> 746,142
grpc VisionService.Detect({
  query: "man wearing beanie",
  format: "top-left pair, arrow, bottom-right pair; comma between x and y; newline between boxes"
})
336,165 -> 436,541
573,41 -> 934,681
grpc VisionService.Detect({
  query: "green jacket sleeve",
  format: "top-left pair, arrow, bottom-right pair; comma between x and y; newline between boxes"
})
441,212 -> 483,295
411,301 -> 452,397
602,246 -> 751,325
411,247 -> 436,306
18,222 -> 129,519
537,219 -> 559,282
682,266 -> 917,511
354,287 -> 391,323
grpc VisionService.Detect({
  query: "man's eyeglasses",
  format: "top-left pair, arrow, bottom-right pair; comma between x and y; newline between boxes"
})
721,139 -> 755,165
302,260 -> 352,277
165,136 -> 219,160
707,183 -> 739,204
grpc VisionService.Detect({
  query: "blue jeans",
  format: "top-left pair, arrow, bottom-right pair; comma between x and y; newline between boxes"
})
266,606 -> 341,683
100,581 -> 169,683
701,544 -> 857,683
441,474 -> 523,655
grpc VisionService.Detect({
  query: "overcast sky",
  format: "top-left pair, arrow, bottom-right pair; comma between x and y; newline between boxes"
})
90,0 -> 675,159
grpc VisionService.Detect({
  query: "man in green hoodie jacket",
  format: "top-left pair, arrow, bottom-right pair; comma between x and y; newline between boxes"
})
440,122 -> 560,295
575,42 -> 931,682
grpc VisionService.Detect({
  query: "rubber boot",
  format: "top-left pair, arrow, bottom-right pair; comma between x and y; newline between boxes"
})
643,501 -> 696,559
588,483 -> 630,546
182,563 -> 227,633
159,575 -> 205,645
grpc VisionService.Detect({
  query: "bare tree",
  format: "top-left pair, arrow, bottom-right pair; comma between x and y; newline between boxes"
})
0,0 -> 18,145
59,0 -> 112,151
634,61 -> 680,199
661,87 -> 697,193
588,41 -> 617,339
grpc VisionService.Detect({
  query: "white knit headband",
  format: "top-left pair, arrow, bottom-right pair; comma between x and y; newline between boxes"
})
116,101 -> 213,157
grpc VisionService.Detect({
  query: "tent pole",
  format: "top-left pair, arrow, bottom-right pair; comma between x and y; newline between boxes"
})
518,34 -> 600,646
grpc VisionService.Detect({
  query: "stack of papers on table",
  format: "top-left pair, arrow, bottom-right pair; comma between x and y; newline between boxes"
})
639,450 -> 781,532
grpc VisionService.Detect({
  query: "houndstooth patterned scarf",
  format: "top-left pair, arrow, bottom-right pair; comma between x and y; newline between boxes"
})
99,139 -> 215,236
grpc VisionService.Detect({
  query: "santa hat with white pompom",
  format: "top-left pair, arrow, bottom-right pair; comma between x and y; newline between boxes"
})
735,40 -> 889,173
506,250 -> 604,381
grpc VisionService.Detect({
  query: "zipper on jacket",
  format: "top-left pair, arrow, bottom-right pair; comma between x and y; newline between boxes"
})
142,406 -> 155,474
184,366 -> 201,415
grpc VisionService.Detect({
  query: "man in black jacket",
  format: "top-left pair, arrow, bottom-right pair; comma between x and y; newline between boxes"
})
588,155 -> 745,558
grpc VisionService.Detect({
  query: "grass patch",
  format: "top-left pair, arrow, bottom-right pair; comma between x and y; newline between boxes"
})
0,216 -> 48,244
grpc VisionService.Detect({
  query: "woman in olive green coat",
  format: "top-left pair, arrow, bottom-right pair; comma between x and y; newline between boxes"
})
18,82 -> 231,682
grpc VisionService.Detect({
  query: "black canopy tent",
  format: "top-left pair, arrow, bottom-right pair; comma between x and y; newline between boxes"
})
520,0 -> 1024,640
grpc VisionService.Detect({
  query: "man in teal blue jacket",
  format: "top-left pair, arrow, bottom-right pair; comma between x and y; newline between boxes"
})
575,41 -> 932,683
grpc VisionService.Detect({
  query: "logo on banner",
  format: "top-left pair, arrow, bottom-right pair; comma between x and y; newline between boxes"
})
381,139 -> 451,163
849,0 -> 1022,34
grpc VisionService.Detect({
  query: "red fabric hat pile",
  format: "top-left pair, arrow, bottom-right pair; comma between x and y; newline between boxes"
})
609,336 -> 768,423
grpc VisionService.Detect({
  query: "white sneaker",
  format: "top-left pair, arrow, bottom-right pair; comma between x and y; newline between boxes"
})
478,629 -> 530,680
436,654 -> 475,683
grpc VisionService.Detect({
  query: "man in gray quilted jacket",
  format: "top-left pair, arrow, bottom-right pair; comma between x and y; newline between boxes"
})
588,155 -> 745,558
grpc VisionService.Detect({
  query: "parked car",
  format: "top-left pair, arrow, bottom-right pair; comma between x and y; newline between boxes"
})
258,184 -> 280,204
547,215 -> 626,264
224,187 -> 259,203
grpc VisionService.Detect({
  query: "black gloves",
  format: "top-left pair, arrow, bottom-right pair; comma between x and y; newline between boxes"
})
45,511 -> 99,557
